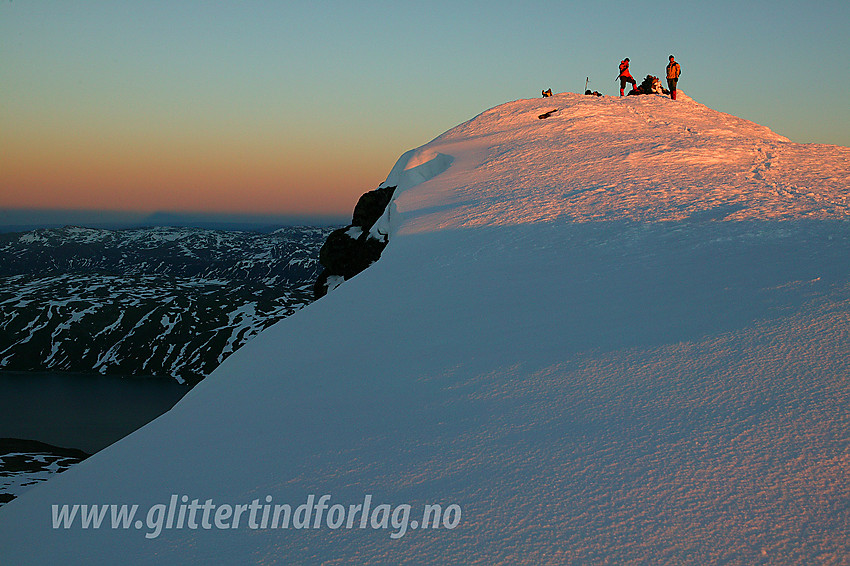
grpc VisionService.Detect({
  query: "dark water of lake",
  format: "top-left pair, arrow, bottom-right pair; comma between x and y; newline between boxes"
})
0,371 -> 189,454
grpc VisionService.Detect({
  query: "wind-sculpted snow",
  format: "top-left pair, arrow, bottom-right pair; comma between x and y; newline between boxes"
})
0,93 -> 847,565
391,93 -> 848,234
387,148 -> 455,190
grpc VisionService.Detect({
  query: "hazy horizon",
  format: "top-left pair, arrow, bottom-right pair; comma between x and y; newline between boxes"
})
0,208 -> 347,233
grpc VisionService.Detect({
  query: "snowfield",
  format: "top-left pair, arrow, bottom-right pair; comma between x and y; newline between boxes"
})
0,92 -> 847,565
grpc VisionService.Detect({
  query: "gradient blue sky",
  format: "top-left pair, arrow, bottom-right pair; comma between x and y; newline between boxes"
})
2,0 -> 848,220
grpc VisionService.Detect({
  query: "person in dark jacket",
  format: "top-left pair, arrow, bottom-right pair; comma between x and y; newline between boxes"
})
618,58 -> 637,96
666,55 -> 681,100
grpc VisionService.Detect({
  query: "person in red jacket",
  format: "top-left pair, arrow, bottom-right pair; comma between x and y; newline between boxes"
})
618,58 -> 637,96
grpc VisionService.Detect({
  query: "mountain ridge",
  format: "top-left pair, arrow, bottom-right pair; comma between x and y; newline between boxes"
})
0,92 -> 847,565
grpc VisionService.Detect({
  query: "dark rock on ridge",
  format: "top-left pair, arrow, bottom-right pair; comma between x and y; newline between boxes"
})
314,186 -> 396,298
352,185 -> 396,230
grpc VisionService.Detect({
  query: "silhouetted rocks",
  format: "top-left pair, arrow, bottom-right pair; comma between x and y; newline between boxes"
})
352,185 -> 396,229
313,186 -> 397,298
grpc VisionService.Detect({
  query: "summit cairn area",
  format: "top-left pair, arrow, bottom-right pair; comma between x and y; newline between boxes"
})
630,74 -> 668,95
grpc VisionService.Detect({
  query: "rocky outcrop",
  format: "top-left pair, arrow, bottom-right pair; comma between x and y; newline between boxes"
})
313,185 -> 396,298
629,75 -> 669,96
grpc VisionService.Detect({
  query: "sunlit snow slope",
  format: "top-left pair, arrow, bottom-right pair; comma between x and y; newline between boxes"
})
1,92 -> 848,565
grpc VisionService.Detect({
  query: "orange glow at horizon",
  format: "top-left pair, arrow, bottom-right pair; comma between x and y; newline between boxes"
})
1,127 -> 395,216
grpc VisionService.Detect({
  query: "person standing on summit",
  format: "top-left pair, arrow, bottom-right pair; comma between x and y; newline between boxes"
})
618,58 -> 637,96
666,55 -> 681,100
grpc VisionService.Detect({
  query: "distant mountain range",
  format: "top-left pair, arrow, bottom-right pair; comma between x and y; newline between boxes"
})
0,210 -> 348,233
0,225 -> 336,385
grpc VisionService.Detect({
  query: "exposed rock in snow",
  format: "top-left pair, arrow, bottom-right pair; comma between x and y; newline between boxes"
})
313,185 -> 396,298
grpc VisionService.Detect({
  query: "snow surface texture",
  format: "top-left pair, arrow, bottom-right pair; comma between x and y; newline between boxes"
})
0,92 -> 848,565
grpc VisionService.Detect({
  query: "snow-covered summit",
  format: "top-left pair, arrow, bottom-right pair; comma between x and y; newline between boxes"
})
0,93 -> 848,565
384,92 -> 846,235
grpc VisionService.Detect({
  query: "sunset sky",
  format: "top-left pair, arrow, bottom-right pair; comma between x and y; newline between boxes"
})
2,1 -> 848,222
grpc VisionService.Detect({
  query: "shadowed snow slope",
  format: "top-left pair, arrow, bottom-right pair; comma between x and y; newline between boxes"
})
1,92 -> 848,565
